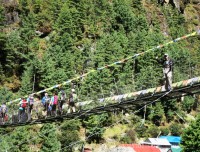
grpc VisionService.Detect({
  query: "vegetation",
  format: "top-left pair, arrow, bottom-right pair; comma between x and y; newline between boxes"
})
0,0 -> 200,151
181,114 -> 200,152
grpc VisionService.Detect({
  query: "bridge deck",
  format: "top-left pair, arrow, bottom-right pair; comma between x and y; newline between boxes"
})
1,78 -> 200,127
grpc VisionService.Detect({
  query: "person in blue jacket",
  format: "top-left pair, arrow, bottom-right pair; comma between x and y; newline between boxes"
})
41,93 -> 51,113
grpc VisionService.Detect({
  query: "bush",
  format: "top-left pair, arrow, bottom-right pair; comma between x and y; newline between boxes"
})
182,96 -> 196,113
147,102 -> 165,126
120,136 -> 132,144
146,125 -> 160,138
135,124 -> 147,138
120,129 -> 137,144
169,123 -> 183,136
160,127 -> 169,136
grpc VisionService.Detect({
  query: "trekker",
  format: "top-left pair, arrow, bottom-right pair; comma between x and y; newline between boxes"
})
58,90 -> 67,113
18,97 -> 27,122
27,94 -> 34,113
50,92 -> 58,116
1,102 -> 7,123
68,89 -> 78,113
41,93 -> 51,113
157,53 -> 173,91
27,94 -> 34,121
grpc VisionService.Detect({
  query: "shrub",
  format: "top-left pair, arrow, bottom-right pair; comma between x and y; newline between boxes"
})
169,123 -> 183,136
182,96 -> 196,113
120,129 -> 137,144
146,125 -> 160,138
160,127 -> 169,136
135,124 -> 147,138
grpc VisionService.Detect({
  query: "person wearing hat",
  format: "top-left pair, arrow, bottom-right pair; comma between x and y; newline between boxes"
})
68,89 -> 78,113
156,53 -> 173,91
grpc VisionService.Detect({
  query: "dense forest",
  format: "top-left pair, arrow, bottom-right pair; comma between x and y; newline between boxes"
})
0,0 -> 200,151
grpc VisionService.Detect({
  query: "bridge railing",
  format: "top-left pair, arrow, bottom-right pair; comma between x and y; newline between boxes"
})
1,75 -> 200,125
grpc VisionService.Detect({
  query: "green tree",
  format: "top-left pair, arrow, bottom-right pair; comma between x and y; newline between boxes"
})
181,114 -> 200,152
58,120 -> 81,152
19,65 -> 34,95
148,102 -> 165,126
2,126 -> 37,152
0,87 -> 13,104
0,63 -> 5,84
0,5 -> 6,80
40,124 -> 61,152
181,96 -> 196,113
84,114 -> 108,143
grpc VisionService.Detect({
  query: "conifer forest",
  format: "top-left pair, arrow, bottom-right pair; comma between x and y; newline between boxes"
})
0,0 -> 200,151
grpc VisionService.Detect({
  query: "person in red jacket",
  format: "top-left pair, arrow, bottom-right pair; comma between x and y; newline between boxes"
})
50,92 -> 58,116
18,97 -> 27,122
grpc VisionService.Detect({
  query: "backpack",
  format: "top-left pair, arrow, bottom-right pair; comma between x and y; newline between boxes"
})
53,95 -> 58,105
21,99 -> 27,108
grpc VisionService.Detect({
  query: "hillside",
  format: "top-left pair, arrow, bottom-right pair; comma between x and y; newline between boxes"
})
0,0 -> 200,151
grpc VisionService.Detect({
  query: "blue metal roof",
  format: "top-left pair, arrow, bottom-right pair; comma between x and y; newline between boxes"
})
159,136 -> 181,143
171,147 -> 182,152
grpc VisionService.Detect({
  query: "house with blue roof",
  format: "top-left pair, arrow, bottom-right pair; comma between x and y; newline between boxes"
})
159,136 -> 181,146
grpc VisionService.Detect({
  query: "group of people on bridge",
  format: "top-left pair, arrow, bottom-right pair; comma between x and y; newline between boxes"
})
0,89 -> 79,124
0,53 -> 173,124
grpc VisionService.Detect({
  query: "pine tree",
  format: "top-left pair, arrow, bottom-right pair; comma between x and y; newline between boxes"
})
19,65 -> 34,95
148,102 -> 165,126
58,120 -> 81,152
84,114 -> 108,143
40,124 -> 61,152
181,114 -> 200,152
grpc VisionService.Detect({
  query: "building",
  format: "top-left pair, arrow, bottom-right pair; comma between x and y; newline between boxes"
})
159,136 -> 181,146
170,147 -> 182,152
159,136 -> 182,152
121,144 -> 161,152
141,138 -> 171,152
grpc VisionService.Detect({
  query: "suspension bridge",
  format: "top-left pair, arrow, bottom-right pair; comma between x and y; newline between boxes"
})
0,30 -> 200,127
1,75 -> 200,127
